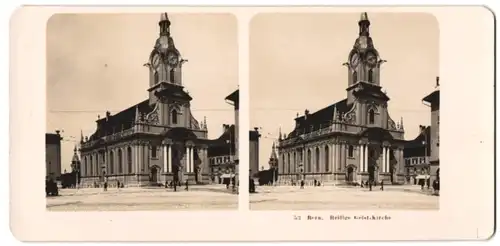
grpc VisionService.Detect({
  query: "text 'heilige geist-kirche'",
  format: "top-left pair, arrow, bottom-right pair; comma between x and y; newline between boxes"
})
277,13 -> 409,184
79,14 -> 215,186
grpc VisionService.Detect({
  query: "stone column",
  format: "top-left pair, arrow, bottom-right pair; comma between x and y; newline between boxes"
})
168,145 -> 172,173
332,143 -> 336,173
190,147 -> 194,173
359,144 -> 364,172
185,146 -> 190,173
382,147 -> 386,173
385,147 -> 390,174
363,144 -> 370,172
163,145 -> 167,173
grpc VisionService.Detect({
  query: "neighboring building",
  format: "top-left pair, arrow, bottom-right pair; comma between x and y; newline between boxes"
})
249,128 -> 261,178
45,131 -> 62,180
422,77 -> 440,182
403,125 -> 431,185
225,90 -> 239,165
208,124 -> 236,184
277,13 -> 407,184
79,13 -> 212,186
224,89 -> 262,178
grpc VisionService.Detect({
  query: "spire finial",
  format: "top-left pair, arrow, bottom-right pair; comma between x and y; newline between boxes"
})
73,145 -> 77,153
333,105 -> 338,121
80,130 -> 84,144
160,13 -> 170,22
360,12 -> 369,22
135,105 -> 140,123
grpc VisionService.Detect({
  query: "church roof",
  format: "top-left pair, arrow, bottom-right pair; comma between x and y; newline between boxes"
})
358,127 -> 394,141
286,99 -> 351,139
46,133 -> 61,145
225,89 -> 239,103
207,125 -> 236,157
403,126 -> 431,158
89,99 -> 154,141
352,82 -> 390,101
423,90 -> 439,104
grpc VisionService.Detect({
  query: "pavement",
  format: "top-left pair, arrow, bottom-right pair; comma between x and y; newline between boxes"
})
250,185 -> 439,210
46,185 -> 238,211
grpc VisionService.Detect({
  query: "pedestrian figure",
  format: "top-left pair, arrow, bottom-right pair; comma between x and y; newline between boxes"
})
360,181 -> 364,188
313,179 -> 317,186
117,180 -> 121,190
369,180 -> 372,191
185,179 -> 189,191
103,181 -> 108,191
300,180 -> 305,189
380,180 -> 384,191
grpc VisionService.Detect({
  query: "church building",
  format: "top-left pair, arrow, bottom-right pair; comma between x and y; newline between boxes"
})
79,13 -> 212,186
277,13 -> 407,184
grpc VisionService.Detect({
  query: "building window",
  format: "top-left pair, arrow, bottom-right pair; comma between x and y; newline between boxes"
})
368,69 -> 373,82
171,109 -> 178,124
151,146 -> 157,158
127,147 -> 132,174
315,147 -> 320,172
307,149 -> 312,173
348,145 -> 354,157
324,145 -> 329,172
118,149 -> 123,174
368,109 -> 375,124
170,69 -> 175,83
353,71 -> 358,83
89,156 -> 93,176
287,153 -> 291,174
154,72 -> 159,84
109,151 -> 114,174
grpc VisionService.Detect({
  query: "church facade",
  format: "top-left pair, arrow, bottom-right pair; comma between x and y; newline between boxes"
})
79,13 -> 212,186
277,13 -> 407,184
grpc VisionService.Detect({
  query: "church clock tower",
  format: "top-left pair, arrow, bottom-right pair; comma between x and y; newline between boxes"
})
342,13 -> 401,132
145,13 -> 198,129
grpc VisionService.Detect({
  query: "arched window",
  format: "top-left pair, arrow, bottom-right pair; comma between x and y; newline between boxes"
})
171,109 -> 178,124
315,147 -> 320,173
353,71 -> 358,83
84,156 -> 87,176
118,149 -> 123,174
368,69 -> 373,82
287,153 -> 291,174
307,149 -> 312,173
348,145 -> 354,157
324,145 -> 330,172
85,155 -> 94,176
293,152 -> 297,173
368,109 -> 375,124
154,72 -> 159,84
109,151 -> 114,174
127,147 -> 132,174
170,69 -> 175,83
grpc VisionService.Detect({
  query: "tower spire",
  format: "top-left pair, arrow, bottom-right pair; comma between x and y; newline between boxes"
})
159,12 -> 171,36
80,130 -> 84,144
358,12 -> 371,36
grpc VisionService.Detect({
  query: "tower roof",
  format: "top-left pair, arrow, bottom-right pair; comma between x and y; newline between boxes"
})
160,13 -> 170,23
270,142 -> 278,160
360,12 -> 369,22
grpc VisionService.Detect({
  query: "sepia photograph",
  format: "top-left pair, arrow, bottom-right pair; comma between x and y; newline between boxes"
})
45,12 -> 240,211
249,12 -> 441,210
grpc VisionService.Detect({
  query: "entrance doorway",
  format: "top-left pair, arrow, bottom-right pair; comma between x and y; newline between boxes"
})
346,166 -> 354,182
150,166 -> 159,183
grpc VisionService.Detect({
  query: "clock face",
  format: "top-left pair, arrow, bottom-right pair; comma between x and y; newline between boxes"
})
350,53 -> 359,68
151,53 -> 161,69
167,52 -> 179,66
366,53 -> 377,67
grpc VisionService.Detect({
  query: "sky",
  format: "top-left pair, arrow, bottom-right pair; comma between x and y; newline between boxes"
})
249,12 -> 439,170
46,13 -> 238,172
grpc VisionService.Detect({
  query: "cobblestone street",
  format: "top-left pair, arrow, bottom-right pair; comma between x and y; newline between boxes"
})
250,185 -> 439,210
46,185 -> 238,211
